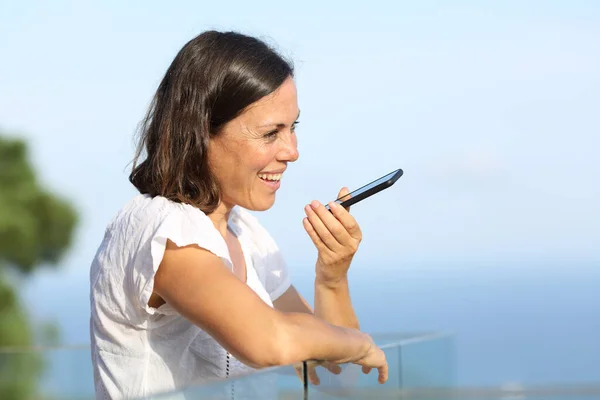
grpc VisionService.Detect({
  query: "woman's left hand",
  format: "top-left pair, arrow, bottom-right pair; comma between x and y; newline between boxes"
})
303,187 -> 362,284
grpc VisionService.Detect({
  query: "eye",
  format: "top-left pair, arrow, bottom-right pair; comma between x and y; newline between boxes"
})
263,120 -> 299,141
291,120 -> 300,132
263,130 -> 278,140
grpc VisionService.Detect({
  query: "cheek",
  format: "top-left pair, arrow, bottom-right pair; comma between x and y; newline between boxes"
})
246,146 -> 276,171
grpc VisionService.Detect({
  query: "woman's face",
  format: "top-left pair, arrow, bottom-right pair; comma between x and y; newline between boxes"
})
208,76 -> 300,212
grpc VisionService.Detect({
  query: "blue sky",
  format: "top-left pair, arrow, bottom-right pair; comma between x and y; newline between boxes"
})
0,1 -> 598,341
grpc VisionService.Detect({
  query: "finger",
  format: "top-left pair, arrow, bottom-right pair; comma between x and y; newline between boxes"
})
294,363 -> 304,383
378,363 -> 389,384
328,201 -> 362,239
302,217 -> 329,253
307,201 -> 352,245
294,362 -> 320,385
304,203 -> 343,251
337,187 -> 352,212
323,362 -> 342,375
362,366 -> 372,374
308,365 -> 320,385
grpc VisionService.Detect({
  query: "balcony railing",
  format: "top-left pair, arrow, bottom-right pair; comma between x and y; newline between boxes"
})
145,332 -> 454,399
2,332 -> 599,399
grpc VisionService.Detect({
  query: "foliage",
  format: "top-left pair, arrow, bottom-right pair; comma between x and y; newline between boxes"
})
0,134 -> 78,399
0,278 -> 43,400
0,136 -> 78,273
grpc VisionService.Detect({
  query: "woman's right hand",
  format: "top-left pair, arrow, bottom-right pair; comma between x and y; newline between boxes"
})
351,338 -> 388,384
295,338 -> 388,386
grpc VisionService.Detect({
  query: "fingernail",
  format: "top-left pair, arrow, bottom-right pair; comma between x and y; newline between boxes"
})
329,201 -> 338,209
310,200 -> 320,209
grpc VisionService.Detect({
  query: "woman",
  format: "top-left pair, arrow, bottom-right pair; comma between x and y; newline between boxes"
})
89,30 -> 388,399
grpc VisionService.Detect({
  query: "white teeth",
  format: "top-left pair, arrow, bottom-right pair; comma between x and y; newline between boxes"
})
258,173 -> 282,181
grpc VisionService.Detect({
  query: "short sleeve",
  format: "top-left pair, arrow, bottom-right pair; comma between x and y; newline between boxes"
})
231,207 -> 292,302
132,202 -> 231,316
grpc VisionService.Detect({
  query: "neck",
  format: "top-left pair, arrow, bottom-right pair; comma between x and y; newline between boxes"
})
208,201 -> 234,237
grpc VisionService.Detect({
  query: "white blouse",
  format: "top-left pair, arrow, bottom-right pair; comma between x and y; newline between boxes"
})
89,194 -> 291,399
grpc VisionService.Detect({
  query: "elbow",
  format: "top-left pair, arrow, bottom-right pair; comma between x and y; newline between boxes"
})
239,315 -> 300,369
242,353 -> 290,370
239,349 -> 284,369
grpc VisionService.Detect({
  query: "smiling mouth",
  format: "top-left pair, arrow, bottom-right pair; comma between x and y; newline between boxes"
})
258,173 -> 282,182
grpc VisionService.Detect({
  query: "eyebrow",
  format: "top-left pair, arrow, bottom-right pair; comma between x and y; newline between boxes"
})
258,110 -> 301,129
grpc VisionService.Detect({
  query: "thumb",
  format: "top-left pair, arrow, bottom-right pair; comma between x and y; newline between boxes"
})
337,187 -> 352,211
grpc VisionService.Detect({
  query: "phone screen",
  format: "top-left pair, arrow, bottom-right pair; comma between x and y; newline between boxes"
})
335,169 -> 400,204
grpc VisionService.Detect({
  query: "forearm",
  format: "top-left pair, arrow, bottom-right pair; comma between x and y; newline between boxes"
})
278,311 -> 368,365
314,275 -> 360,329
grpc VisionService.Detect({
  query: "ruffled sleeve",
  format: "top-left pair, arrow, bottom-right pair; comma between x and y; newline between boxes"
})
131,201 -> 231,316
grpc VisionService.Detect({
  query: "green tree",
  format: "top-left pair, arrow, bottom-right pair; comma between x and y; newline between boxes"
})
0,134 -> 78,400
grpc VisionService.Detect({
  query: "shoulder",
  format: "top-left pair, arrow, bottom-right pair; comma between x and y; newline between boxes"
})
102,194 -> 227,257
108,194 -> 212,231
91,194 -> 230,316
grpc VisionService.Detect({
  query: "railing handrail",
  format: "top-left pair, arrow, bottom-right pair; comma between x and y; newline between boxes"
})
367,383 -> 600,398
0,331 -> 452,353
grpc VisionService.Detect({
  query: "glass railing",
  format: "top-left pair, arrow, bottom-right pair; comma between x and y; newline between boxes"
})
2,332 -> 598,399
0,332 -> 451,400
146,332 -> 454,399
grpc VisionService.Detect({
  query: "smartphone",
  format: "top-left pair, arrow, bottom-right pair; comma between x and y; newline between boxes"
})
325,168 -> 403,210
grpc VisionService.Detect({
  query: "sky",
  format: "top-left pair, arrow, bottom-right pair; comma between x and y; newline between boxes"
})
0,1 -> 599,341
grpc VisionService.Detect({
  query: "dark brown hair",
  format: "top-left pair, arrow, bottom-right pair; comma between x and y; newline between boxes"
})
129,31 -> 294,214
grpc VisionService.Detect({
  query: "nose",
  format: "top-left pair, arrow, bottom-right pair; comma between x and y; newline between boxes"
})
279,133 -> 299,162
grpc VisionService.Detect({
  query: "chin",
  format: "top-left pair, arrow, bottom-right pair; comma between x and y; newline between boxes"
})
250,201 -> 275,212
243,195 -> 276,212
